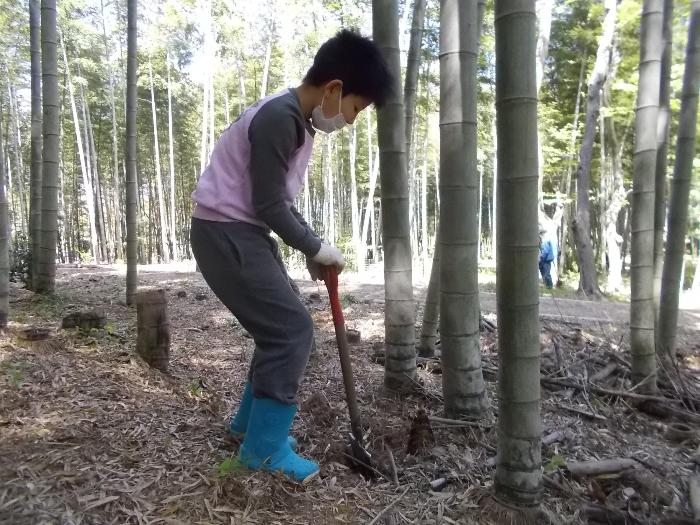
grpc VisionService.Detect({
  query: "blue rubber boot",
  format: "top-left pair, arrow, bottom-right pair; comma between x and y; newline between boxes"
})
239,397 -> 319,482
229,383 -> 297,449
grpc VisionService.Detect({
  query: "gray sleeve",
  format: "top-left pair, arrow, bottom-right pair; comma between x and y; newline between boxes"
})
249,100 -> 322,258
290,206 -> 320,239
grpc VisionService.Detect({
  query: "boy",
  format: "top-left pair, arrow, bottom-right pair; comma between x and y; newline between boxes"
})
190,29 -> 392,482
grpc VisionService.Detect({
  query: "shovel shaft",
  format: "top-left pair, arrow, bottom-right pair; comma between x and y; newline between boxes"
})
322,267 -> 364,442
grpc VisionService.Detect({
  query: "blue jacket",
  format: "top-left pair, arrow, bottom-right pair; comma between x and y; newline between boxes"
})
539,239 -> 555,263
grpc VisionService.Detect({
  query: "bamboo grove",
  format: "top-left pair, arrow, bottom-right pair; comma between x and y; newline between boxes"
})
0,0 -> 699,511
0,1 -> 696,286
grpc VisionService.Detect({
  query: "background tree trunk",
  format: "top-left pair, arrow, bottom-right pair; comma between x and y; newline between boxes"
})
360,110 -> 379,269
199,0 -> 212,174
558,55 -> 587,286
420,121 -> 429,266
0,108 -> 9,327
631,0 -> 664,393
149,59 -> 170,263
653,0 -> 674,312
36,0 -> 59,294
490,118 -> 497,262
439,0 -> 488,419
125,0 -> 139,305
29,0 -> 42,290
350,125 -> 362,272
657,0 -> 700,361
418,232 -> 439,357
404,0 -> 427,158
7,82 -> 28,238
101,0 -> 123,262
61,33 -> 99,263
84,95 -> 109,262
167,53 -> 178,261
535,0 -> 554,203
493,0 -> 543,507
571,0 -> 617,298
260,25 -> 273,100
373,0 -> 417,392
602,91 -> 627,293
237,53 -> 247,110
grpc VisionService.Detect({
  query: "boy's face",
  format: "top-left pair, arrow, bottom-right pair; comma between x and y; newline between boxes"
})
340,93 -> 372,125
322,80 -> 372,126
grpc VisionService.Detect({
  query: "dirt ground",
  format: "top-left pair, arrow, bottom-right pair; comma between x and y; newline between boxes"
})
1,264 -> 699,524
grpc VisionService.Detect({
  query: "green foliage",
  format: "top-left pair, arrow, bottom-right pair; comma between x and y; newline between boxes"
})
1,360 -> 25,389
218,455 -> 245,477
544,454 -> 567,473
340,293 -> 358,308
1,0 -> 697,280
0,0 -> 29,79
9,233 -> 31,286
188,380 -> 203,397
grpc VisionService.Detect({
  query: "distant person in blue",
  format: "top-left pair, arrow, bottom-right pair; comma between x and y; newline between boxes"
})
539,227 -> 556,289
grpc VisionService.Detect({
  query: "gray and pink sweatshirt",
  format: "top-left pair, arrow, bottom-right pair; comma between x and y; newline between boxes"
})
192,89 -> 322,257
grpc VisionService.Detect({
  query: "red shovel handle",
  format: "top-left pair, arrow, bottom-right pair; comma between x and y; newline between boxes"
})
321,265 -> 363,443
322,266 -> 345,328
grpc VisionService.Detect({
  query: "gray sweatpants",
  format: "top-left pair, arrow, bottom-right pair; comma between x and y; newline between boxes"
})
190,218 -> 314,405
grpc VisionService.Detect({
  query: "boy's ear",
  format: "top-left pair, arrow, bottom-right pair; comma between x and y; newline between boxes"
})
324,79 -> 343,95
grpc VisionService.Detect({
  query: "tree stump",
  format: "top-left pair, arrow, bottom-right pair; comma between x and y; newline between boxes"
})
62,311 -> 106,330
20,327 -> 51,341
136,288 -> 170,372
346,328 -> 361,344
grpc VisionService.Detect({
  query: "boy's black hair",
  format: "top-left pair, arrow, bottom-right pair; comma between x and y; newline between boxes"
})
303,29 -> 393,108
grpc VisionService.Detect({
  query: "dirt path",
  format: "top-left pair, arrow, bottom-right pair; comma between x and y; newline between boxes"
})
51,263 -> 700,331
297,279 -> 700,332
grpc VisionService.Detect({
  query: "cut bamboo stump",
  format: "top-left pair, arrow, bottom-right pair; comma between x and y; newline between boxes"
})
136,288 -> 170,372
62,311 -> 106,330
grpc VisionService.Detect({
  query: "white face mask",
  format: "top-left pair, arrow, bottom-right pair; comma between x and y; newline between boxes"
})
311,88 -> 347,134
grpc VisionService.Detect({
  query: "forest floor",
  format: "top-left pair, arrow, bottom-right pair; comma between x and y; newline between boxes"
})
1,263 -> 700,524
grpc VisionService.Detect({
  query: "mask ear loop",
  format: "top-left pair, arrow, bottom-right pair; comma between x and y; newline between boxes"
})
318,92 -> 328,117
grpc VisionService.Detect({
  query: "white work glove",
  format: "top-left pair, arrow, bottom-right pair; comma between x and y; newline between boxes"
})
310,243 -> 346,275
306,257 -> 323,281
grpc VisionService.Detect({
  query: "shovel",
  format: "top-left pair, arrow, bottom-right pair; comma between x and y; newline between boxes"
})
321,266 -> 374,477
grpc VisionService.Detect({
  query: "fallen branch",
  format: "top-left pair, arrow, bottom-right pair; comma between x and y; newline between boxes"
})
340,451 -> 393,484
603,350 -> 631,370
542,430 -> 566,447
642,402 -> 700,425
428,415 -> 492,429
541,377 -> 681,404
543,474 -> 582,500
667,405 -> 700,424
581,503 -> 630,525
368,487 -> 410,525
386,444 -> 399,487
558,404 -> 607,421
590,363 -> 618,384
567,458 -> 638,477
